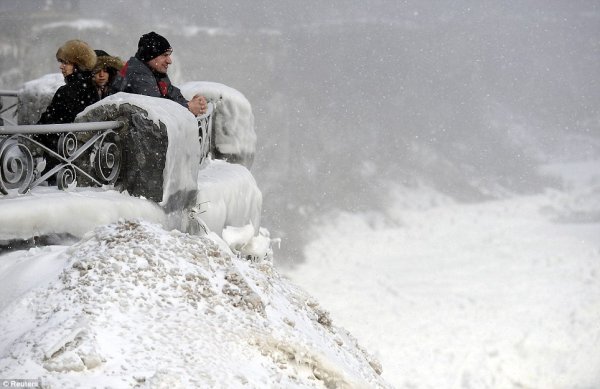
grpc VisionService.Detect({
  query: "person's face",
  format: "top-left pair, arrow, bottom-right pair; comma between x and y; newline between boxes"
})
94,68 -> 109,87
147,50 -> 173,74
59,60 -> 75,78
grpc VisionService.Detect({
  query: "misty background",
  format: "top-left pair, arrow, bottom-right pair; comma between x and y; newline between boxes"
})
1,0 -> 599,262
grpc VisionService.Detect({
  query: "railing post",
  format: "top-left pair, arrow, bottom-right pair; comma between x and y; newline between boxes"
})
197,102 -> 214,165
0,90 -> 19,127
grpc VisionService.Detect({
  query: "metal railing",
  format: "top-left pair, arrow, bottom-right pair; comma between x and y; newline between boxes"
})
0,90 -> 18,126
0,95 -> 215,196
197,102 -> 214,165
0,121 -> 122,195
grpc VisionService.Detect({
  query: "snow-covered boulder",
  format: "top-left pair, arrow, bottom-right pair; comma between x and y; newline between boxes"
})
0,220 -> 390,388
78,93 -> 200,211
17,73 -> 64,124
182,81 -> 256,167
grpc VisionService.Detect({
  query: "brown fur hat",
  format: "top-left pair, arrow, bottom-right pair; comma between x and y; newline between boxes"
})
93,50 -> 124,74
56,39 -> 97,71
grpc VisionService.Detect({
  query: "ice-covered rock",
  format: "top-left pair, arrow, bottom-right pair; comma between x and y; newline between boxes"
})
78,93 -> 200,211
182,81 -> 256,167
194,158 -> 262,237
17,73 -> 64,125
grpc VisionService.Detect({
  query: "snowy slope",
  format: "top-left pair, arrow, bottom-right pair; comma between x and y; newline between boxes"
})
0,220 -> 390,388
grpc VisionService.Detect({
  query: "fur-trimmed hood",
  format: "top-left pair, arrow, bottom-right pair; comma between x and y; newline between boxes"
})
93,50 -> 124,74
56,40 -> 97,71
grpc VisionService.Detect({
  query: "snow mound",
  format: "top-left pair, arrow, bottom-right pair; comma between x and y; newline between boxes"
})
0,220 -> 389,388
194,158 -> 262,237
0,188 -> 167,242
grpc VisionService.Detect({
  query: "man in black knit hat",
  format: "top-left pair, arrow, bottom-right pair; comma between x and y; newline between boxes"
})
113,31 -> 207,116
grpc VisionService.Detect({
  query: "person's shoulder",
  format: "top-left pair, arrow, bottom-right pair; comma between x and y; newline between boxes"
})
55,83 -> 69,92
126,57 -> 149,73
52,82 -> 72,98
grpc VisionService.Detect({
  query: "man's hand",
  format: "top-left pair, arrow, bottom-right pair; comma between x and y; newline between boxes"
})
188,95 -> 208,116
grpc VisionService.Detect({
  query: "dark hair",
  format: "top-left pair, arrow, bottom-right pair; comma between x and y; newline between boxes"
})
93,50 -> 125,74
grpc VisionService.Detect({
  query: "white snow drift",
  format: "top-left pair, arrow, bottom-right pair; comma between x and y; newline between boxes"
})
0,220 -> 389,388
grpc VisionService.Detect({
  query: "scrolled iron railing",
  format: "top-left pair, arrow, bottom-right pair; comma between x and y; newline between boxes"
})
0,90 -> 18,126
0,121 -> 123,195
0,92 -> 215,196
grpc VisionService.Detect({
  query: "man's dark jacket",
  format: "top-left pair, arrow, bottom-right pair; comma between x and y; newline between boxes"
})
38,71 -> 99,124
112,56 -> 188,107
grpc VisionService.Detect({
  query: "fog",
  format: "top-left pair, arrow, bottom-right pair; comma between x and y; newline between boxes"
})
1,0 -> 599,261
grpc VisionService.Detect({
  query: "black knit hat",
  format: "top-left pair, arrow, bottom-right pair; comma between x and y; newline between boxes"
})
135,32 -> 171,62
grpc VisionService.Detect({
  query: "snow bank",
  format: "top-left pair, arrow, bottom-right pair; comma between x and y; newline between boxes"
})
0,245 -> 68,313
0,188 -> 166,242
181,81 -> 256,167
0,220 -> 390,388
0,160 -> 263,244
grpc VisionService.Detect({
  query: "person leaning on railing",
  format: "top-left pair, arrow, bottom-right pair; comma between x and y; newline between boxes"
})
112,31 -> 208,116
38,39 -> 99,125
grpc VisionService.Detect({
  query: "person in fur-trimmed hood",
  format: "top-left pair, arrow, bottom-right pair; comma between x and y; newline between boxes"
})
38,39 -> 99,124
113,31 -> 207,116
93,49 -> 124,99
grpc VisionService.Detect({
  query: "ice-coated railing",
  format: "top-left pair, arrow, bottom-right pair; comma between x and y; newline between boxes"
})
197,102 -> 214,165
0,90 -> 18,126
0,121 -> 123,195
0,97 -> 215,196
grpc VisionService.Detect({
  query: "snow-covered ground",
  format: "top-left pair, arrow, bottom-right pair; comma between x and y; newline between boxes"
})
283,161 -> 600,388
0,221 -> 389,388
